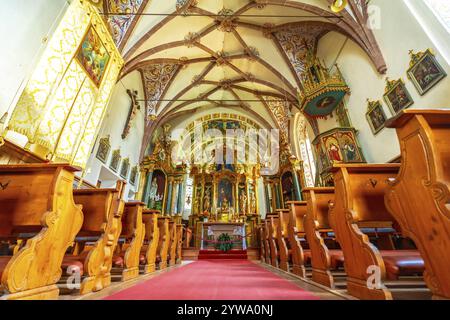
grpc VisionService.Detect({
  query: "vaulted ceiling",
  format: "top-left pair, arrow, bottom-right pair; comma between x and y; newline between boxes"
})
102,0 -> 386,158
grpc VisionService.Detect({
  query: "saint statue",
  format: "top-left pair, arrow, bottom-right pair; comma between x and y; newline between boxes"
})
148,177 -> 158,209
250,192 -> 257,214
203,189 -> 211,213
239,192 -> 247,215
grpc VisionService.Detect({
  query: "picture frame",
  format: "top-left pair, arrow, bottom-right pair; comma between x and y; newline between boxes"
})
365,100 -> 388,135
110,149 -> 121,173
407,49 -> 447,95
96,135 -> 111,164
120,158 -> 130,179
383,78 -> 414,116
130,166 -> 138,186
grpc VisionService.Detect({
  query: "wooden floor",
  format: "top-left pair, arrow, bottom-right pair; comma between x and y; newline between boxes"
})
62,261 -> 349,300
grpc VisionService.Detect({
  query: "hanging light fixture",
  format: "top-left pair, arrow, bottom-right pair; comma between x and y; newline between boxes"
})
330,0 -> 348,13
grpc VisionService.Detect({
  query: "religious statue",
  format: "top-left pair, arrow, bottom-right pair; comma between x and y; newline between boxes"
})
148,177 -> 158,209
239,192 -> 247,215
193,198 -> 200,215
249,192 -> 257,214
203,189 -> 211,214
221,197 -> 230,211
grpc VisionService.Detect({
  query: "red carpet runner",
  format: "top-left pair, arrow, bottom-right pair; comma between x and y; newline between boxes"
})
198,250 -> 248,260
104,260 -> 319,300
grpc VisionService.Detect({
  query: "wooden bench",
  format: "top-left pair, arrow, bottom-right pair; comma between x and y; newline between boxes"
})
259,224 -> 267,263
276,209 -> 291,272
61,181 -> 125,295
168,219 -> 177,267
263,219 -> 272,264
385,109 -> 450,300
183,227 -> 192,248
112,201 -> 145,281
286,201 -> 308,277
330,164 -> 426,300
176,223 -> 183,265
141,209 -> 160,273
303,187 -> 337,288
0,164 -> 83,300
156,216 -> 170,270
267,214 -> 280,268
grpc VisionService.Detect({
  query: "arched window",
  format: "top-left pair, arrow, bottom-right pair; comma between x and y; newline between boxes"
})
293,114 -> 316,187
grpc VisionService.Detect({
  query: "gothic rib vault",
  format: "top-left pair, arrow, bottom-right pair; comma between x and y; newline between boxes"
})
101,0 -> 386,160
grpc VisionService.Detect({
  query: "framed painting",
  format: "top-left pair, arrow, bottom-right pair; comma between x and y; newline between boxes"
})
120,158 -> 130,179
110,149 -> 121,172
130,166 -> 138,186
366,100 -> 387,135
96,135 -> 111,164
76,25 -> 111,87
383,78 -> 414,116
407,49 -> 447,95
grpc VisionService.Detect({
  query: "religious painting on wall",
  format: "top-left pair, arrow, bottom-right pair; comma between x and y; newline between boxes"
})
366,100 -> 387,135
148,170 -> 166,211
76,26 -> 111,87
110,149 -> 121,172
383,78 -> 414,115
218,179 -> 233,212
96,135 -> 111,163
120,158 -> 130,179
338,131 -> 363,163
407,49 -> 447,96
129,166 -> 138,186
323,135 -> 343,164
281,171 -> 295,207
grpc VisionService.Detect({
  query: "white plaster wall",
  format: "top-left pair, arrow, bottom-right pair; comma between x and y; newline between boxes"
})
0,0 -> 69,118
316,0 -> 450,163
83,71 -> 145,200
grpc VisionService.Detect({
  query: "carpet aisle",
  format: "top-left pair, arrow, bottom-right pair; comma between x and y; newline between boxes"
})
104,260 -> 319,300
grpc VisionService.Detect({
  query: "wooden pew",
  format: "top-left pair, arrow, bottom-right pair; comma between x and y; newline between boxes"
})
168,219 -> 177,267
330,164 -> 426,300
176,223 -> 184,265
304,188 -> 337,288
259,224 -> 266,263
183,227 -> 192,248
385,109 -> 450,300
263,219 -> 272,264
276,209 -> 291,272
61,181 -> 125,295
286,201 -> 308,278
0,164 -> 83,300
141,209 -> 160,274
112,201 -> 145,281
267,214 -> 280,268
156,216 -> 170,270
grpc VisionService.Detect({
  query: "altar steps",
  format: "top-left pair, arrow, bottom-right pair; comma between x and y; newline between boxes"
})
198,250 -> 248,260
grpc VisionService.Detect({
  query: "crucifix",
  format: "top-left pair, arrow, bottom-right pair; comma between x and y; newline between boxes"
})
122,89 -> 140,139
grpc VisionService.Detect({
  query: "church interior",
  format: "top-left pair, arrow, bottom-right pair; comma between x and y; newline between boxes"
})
0,0 -> 449,302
